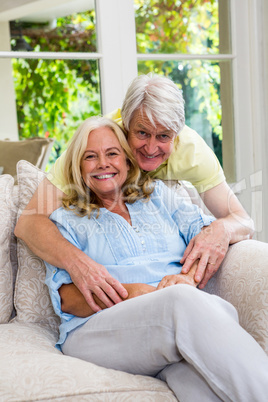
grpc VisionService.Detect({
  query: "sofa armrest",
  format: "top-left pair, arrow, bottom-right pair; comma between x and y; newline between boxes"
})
204,239 -> 268,354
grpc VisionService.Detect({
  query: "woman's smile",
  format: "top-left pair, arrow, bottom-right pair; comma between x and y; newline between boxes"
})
92,173 -> 117,180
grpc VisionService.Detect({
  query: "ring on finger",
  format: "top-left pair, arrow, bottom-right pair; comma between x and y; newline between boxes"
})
208,262 -> 216,265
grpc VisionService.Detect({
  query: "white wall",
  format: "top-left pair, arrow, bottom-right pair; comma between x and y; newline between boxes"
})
0,22 -> 18,140
231,0 -> 268,242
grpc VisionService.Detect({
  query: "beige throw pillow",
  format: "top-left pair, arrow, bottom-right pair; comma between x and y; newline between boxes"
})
0,137 -> 54,177
0,175 -> 16,323
14,160 -> 60,334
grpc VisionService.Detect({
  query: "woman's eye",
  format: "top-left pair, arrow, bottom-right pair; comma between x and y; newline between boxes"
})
85,155 -> 95,159
108,152 -> 118,157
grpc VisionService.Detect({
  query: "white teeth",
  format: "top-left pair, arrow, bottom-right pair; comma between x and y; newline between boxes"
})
95,174 -> 115,179
145,155 -> 156,159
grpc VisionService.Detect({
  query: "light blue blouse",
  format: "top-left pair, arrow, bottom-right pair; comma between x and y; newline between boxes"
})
45,180 -> 215,348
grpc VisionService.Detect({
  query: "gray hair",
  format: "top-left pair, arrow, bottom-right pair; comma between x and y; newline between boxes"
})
121,74 -> 185,135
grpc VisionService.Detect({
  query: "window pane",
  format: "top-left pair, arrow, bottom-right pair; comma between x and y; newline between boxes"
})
135,0 -> 231,55
9,6 -> 96,52
12,58 -> 101,170
138,59 -> 232,168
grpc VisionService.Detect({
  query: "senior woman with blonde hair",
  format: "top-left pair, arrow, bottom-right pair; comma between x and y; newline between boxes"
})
45,116 -> 268,402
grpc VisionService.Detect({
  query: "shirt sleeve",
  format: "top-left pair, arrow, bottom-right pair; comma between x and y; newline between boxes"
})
46,151 -> 68,194
44,209 -> 81,321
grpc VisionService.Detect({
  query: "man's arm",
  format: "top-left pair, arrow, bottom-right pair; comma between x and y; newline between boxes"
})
59,283 -> 156,318
181,181 -> 254,288
14,178 -> 128,311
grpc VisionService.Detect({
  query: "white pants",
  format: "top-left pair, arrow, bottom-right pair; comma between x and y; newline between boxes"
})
62,285 -> 268,401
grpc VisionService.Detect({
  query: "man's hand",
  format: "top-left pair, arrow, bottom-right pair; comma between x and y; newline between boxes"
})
68,256 -> 128,312
180,181 -> 254,289
180,220 -> 229,289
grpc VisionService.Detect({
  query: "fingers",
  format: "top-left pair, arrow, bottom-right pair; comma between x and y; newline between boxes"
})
156,278 -> 166,290
106,277 -> 128,300
198,255 -> 225,289
157,275 -> 176,290
180,240 -> 195,273
72,260 -> 129,312
81,289 -> 102,313
194,256 -> 216,284
83,277 -> 128,312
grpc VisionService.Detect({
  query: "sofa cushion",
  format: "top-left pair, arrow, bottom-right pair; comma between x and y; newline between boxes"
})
0,137 -> 54,177
0,322 -> 176,401
205,239 -> 268,354
14,160 -> 60,334
0,175 -> 15,323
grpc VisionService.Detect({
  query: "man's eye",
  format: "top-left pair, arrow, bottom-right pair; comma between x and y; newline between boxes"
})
136,131 -> 148,138
158,134 -> 172,142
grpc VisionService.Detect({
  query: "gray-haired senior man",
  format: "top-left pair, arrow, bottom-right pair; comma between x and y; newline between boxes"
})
15,74 -> 254,312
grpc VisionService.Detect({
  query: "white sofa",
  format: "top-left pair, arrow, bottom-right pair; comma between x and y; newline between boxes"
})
0,160 -> 268,401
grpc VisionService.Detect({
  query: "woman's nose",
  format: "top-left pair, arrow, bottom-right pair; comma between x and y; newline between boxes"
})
97,155 -> 110,168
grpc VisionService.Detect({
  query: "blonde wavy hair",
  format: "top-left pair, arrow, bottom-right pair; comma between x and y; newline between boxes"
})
61,116 -> 154,217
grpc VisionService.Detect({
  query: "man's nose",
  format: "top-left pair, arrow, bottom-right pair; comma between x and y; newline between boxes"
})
144,137 -> 158,154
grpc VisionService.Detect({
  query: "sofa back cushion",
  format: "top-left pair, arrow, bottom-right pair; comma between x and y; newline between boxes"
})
0,175 -> 16,323
0,137 -> 54,178
14,161 -> 60,334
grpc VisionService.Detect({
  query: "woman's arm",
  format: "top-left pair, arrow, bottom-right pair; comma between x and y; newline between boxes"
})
59,282 -> 156,318
15,178 -> 128,311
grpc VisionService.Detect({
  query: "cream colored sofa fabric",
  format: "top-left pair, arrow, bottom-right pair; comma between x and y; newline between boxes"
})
205,239 -> 268,353
15,160 -> 60,334
0,175 -> 14,323
0,322 -> 175,401
0,160 -> 268,401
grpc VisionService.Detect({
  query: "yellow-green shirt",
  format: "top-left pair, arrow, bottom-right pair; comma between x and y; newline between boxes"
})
47,109 -> 225,194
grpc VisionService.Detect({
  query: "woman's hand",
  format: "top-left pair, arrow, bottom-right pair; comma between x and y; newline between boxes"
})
180,220 -> 229,289
156,274 -> 197,289
157,260 -> 200,290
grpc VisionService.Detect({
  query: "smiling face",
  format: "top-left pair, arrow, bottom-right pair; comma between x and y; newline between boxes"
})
81,127 -> 129,203
127,109 -> 176,171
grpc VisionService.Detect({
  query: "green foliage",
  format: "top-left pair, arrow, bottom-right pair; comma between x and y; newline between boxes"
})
12,10 -> 100,170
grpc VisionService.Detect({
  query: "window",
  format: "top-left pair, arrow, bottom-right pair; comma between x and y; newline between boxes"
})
134,0 -> 235,182
1,2 -> 101,168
